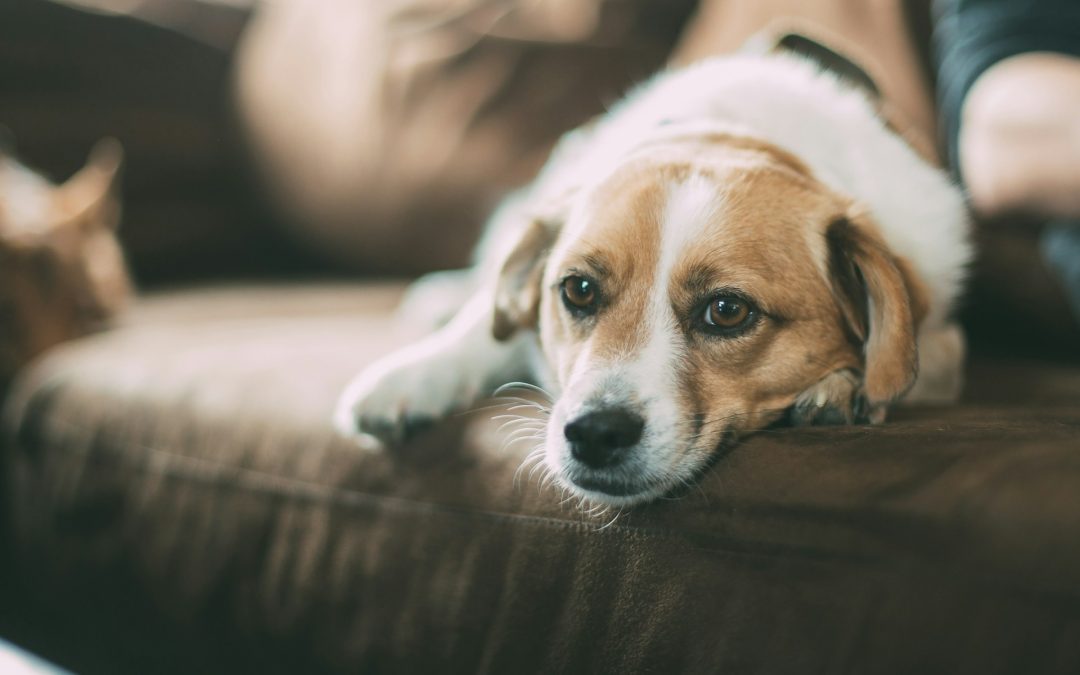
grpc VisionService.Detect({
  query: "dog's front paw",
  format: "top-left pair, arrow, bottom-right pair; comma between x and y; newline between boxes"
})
333,346 -> 473,447
788,369 -> 881,426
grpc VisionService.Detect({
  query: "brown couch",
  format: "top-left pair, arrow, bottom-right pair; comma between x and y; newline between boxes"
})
3,2 -> 1080,674
3,282 -> 1080,674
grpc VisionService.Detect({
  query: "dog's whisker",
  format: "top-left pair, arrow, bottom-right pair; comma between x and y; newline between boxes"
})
497,409 -> 549,424
460,394 -> 553,419
539,470 -> 559,495
457,401 -> 523,416
527,459 -> 547,482
597,507 -> 624,530
513,445 -> 547,489
490,397 -> 546,408
495,401 -> 551,414
457,396 -> 549,416
557,484 -> 577,506
504,433 -> 546,449
493,414 -> 534,426
503,434 -> 545,452
504,429 -> 547,442
587,502 -> 609,518
577,496 -> 591,517
499,421 -> 547,433
493,381 -> 555,402
492,415 -> 546,430
506,428 -> 546,440
491,413 -> 545,424
494,416 -> 541,434
489,405 -> 548,417
495,419 -> 526,435
495,422 -> 543,436
521,447 -> 546,464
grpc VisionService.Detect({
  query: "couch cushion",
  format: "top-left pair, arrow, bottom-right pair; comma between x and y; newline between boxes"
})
3,283 -> 1080,674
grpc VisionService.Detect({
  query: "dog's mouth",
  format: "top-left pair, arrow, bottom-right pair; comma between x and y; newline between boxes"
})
568,474 -> 655,498
558,429 -> 738,505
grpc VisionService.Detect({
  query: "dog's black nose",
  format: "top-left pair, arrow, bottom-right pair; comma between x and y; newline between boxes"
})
564,409 -> 644,468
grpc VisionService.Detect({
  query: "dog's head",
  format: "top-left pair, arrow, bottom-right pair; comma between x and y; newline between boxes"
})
492,132 -> 928,506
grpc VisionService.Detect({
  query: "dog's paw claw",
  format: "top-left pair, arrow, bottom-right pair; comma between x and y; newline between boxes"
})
789,369 -> 872,426
789,404 -> 849,426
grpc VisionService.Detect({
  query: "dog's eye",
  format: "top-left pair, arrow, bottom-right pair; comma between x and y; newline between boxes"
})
703,295 -> 753,331
561,275 -> 597,313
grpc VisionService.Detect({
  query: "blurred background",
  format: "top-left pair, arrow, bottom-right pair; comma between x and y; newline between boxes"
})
2,0 -> 301,284
1,0 -> 695,284
3,0 -> 1076,354
1,1 -> 1079,673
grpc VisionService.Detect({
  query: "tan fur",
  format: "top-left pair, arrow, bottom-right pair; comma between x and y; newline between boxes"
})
826,209 -> 922,407
492,218 -> 556,341
0,141 -> 130,386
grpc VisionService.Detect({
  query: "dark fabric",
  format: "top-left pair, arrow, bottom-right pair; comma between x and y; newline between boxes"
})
3,284 -> 1080,674
933,0 -> 1080,176
963,225 -> 1080,360
1041,222 -> 1080,324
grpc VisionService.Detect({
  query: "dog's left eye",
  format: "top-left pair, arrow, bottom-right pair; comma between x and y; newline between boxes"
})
702,294 -> 754,332
561,275 -> 598,314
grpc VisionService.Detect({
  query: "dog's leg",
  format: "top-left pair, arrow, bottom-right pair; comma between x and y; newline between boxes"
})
788,320 -> 965,427
333,288 -> 535,447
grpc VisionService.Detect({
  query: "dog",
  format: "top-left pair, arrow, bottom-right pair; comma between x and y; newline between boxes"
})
334,53 -> 970,507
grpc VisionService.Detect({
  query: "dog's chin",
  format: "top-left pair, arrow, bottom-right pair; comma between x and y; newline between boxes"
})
545,439 -> 720,508
559,472 -> 671,507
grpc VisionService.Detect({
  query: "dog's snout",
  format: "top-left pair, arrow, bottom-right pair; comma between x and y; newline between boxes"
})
564,409 -> 644,468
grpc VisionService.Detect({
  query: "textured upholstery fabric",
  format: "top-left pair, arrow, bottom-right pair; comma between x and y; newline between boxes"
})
3,284 -> 1080,674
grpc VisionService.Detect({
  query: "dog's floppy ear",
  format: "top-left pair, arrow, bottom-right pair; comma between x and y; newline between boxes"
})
492,216 -> 559,341
826,209 -> 928,409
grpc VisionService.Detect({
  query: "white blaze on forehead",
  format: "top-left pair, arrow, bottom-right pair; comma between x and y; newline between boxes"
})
562,174 -> 725,416
657,174 -> 723,286
550,172 -> 727,476
626,174 -> 723,415
645,173 -> 723,359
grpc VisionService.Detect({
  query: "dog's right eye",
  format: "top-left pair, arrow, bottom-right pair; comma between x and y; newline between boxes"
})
561,275 -> 598,315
